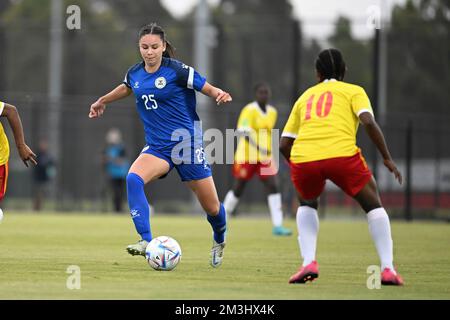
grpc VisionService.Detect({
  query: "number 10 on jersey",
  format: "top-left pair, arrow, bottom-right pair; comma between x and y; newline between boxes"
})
142,94 -> 158,110
304,91 -> 333,120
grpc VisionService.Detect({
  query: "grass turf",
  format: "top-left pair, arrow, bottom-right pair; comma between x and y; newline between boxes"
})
0,212 -> 449,299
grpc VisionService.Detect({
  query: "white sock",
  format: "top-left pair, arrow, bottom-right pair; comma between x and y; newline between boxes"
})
223,190 -> 239,215
268,193 -> 283,227
367,207 -> 395,272
296,206 -> 319,266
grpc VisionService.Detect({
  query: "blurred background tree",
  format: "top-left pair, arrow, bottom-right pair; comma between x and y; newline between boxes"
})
387,0 -> 449,114
328,16 -> 372,98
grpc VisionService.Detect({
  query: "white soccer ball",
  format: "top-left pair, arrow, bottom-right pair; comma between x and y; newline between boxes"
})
145,236 -> 182,271
0,208 -> 3,223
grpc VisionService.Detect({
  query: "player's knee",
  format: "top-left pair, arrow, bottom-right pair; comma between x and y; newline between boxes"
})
354,189 -> 382,213
203,201 -> 220,215
265,183 -> 278,194
126,172 -> 144,191
362,203 -> 382,213
233,180 -> 246,197
233,187 -> 243,198
300,199 -> 318,210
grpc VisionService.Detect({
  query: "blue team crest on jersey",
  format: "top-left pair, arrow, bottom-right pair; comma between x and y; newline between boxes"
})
134,81 -> 139,88
155,77 -> 166,89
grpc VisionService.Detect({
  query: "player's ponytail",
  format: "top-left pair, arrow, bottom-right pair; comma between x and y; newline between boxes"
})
138,22 -> 176,58
164,40 -> 175,58
315,48 -> 346,81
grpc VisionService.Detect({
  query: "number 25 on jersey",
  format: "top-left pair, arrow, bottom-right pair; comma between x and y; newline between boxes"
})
142,94 -> 158,110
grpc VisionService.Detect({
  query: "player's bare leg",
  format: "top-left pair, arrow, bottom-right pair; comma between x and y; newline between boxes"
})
126,154 -> 170,256
289,195 -> 320,283
354,176 -> 403,285
187,177 -> 226,268
129,153 -> 170,184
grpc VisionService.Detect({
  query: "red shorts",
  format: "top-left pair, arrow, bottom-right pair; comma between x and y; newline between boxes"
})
233,160 -> 278,181
0,163 -> 9,201
290,151 -> 372,200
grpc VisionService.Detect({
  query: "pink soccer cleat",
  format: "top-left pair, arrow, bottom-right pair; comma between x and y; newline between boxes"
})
289,261 -> 319,284
381,268 -> 404,286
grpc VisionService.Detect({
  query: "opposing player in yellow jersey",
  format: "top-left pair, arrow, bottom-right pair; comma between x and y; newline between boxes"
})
0,100 -> 37,219
223,83 -> 292,236
280,49 -> 404,285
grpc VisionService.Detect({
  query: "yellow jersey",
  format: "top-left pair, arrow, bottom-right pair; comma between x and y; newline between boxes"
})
235,102 -> 277,163
282,79 -> 373,163
0,101 -> 10,165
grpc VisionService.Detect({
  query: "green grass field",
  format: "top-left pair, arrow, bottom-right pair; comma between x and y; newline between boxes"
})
0,212 -> 449,300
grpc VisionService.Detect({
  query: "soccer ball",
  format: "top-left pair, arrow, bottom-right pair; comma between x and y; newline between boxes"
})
145,236 -> 182,271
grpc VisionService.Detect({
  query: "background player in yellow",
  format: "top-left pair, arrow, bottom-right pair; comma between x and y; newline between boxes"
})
280,48 -> 403,285
223,83 -> 292,236
0,100 -> 37,221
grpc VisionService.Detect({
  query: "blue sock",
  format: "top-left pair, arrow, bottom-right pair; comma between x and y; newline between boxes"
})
207,203 -> 227,244
127,173 -> 152,242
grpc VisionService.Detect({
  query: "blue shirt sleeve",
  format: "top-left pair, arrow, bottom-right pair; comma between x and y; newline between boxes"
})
123,63 -> 142,89
172,60 -> 206,91
123,70 -> 131,88
191,68 -> 207,91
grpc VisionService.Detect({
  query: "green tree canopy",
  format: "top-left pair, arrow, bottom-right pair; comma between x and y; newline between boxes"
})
328,16 -> 372,97
387,0 -> 449,114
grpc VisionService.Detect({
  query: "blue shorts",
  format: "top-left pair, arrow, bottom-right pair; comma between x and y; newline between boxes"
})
141,145 -> 212,182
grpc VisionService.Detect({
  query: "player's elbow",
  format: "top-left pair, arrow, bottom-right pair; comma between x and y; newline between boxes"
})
279,137 -> 292,152
279,143 -> 287,154
279,137 -> 294,159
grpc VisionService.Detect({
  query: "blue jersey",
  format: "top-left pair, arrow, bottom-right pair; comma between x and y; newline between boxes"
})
123,58 -> 206,160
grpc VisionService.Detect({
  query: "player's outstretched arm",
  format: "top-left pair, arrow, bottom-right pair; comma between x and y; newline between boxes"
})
1,103 -> 37,167
359,112 -> 402,184
89,84 -> 132,119
201,82 -> 232,106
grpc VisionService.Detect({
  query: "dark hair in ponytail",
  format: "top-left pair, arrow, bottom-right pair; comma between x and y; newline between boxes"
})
138,22 -> 175,58
315,48 -> 346,81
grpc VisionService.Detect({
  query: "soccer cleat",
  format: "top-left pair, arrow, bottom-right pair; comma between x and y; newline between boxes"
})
210,240 -> 226,268
289,261 -> 319,284
272,226 -> 293,236
126,239 -> 149,257
381,268 -> 404,286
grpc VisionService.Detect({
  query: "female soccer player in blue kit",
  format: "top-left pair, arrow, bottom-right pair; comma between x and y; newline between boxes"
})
89,23 -> 232,268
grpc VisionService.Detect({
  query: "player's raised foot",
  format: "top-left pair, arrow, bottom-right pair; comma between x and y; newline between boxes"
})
126,239 -> 149,257
272,226 -> 292,236
210,240 -> 226,268
381,268 -> 404,286
289,261 -> 319,284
